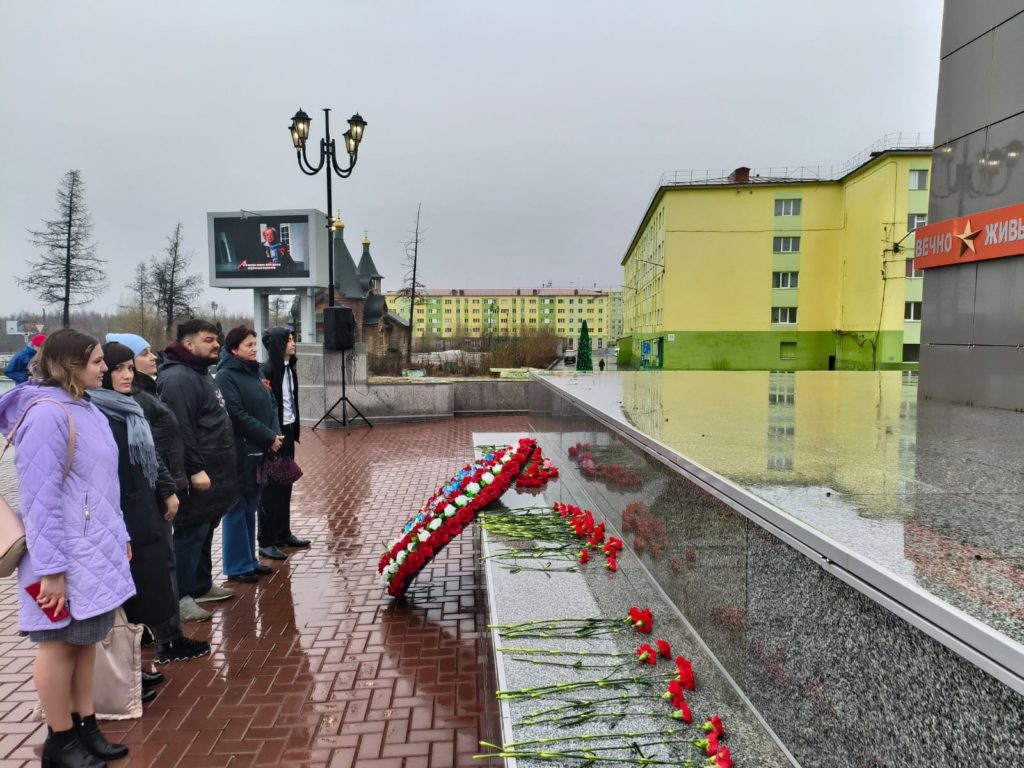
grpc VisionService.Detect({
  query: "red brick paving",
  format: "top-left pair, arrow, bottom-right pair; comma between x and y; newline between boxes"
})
0,417 -> 530,767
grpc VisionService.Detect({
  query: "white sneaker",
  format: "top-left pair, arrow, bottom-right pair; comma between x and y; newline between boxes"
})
179,596 -> 212,622
195,585 -> 235,603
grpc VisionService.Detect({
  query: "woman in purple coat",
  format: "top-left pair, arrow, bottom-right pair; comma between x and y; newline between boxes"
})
0,330 -> 136,768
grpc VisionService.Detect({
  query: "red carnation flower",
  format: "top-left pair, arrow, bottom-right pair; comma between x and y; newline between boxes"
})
603,538 -> 623,556
604,556 -> 618,572
712,746 -> 733,768
702,715 -> 725,738
635,643 -> 657,665
627,607 -> 653,634
671,697 -> 692,723
655,639 -> 672,658
675,656 -> 695,689
578,549 -> 589,564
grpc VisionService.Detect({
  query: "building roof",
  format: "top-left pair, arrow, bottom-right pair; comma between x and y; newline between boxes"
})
332,225 -> 365,298
386,310 -> 410,328
387,287 -> 608,297
363,294 -> 386,325
622,135 -> 933,265
357,233 -> 382,293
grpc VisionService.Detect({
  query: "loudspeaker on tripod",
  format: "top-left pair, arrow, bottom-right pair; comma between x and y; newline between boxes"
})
324,306 -> 356,351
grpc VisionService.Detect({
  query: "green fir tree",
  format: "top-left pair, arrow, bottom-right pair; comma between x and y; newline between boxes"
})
576,320 -> 593,371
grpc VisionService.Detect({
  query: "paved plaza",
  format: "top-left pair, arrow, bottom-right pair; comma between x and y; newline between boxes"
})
0,416 -> 529,768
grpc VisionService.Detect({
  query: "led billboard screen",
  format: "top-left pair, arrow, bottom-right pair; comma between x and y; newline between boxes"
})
208,209 -> 328,288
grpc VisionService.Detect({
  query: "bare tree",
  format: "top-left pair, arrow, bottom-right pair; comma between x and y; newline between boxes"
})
396,204 -> 426,366
116,261 -> 161,339
150,222 -> 205,340
21,170 -> 107,328
269,295 -> 288,326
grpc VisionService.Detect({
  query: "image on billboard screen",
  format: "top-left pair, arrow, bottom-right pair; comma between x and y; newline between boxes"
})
214,214 -> 312,279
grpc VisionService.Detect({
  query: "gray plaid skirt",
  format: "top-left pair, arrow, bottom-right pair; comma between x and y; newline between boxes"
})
25,610 -> 116,645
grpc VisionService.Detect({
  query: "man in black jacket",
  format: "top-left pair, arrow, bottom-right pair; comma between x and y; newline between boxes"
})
158,320 -> 241,622
258,326 -> 311,559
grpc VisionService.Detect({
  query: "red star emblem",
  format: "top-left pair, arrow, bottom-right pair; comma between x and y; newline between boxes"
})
956,219 -> 981,257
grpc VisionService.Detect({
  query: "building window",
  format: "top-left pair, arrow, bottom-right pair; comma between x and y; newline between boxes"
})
909,169 -> 929,190
771,307 -> 798,324
767,455 -> 793,470
772,271 -> 799,288
769,385 -> 795,405
902,343 -> 920,362
768,425 -> 795,438
780,341 -> 797,359
904,301 -> 922,321
907,213 -> 927,231
774,199 -> 801,216
905,259 -> 921,278
773,236 -> 800,253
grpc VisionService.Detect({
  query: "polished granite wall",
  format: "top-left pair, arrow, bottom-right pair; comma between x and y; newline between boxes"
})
528,381 -> 1024,768
922,1 -> 1024,408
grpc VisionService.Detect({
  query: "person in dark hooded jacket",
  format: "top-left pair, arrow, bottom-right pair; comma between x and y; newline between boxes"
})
216,325 -> 283,582
258,326 -> 311,559
158,320 -> 240,622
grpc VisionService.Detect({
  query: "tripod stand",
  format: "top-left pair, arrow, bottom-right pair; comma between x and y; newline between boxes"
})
312,348 -> 373,430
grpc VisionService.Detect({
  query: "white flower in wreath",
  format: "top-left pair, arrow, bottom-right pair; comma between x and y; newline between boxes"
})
396,551 -> 408,565
428,518 -> 443,531
481,472 -> 495,484
466,482 -> 481,495
492,464 -> 503,475
443,504 -> 457,518
455,495 -> 469,507
417,529 -> 430,543
406,540 -> 417,553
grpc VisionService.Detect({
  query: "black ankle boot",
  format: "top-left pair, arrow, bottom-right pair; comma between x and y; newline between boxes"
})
41,727 -> 106,768
71,713 -> 128,761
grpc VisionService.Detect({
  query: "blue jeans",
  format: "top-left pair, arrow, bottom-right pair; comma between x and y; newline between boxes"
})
223,491 -> 261,577
173,520 -> 216,600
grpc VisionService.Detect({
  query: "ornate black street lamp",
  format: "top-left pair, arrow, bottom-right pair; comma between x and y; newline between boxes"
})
289,108 -> 367,307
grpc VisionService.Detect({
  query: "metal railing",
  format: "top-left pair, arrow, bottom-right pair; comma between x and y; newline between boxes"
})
659,132 -> 933,187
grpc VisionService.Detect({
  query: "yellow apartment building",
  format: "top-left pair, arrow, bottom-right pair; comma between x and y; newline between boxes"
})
621,136 -> 931,370
387,288 -> 623,349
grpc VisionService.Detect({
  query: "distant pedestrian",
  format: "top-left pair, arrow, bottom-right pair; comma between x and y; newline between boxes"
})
158,320 -> 240,623
4,334 -> 46,384
598,358 -> 606,372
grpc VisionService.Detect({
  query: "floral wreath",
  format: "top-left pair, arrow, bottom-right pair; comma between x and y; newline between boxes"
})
378,438 -> 541,596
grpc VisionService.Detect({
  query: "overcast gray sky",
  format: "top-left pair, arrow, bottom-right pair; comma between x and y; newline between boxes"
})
1,0 -> 944,318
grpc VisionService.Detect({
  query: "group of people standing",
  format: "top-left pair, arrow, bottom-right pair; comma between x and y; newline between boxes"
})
0,320 -> 307,768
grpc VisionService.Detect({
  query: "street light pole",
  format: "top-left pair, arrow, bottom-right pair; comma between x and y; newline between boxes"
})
289,108 -> 367,308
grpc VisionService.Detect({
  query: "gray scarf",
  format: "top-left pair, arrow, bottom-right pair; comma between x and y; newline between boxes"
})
89,388 -> 159,488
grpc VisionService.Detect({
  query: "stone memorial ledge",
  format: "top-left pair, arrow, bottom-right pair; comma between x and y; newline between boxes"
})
477,432 -> 794,768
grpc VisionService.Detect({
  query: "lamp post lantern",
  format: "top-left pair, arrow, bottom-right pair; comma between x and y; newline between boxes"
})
289,107 -> 367,308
